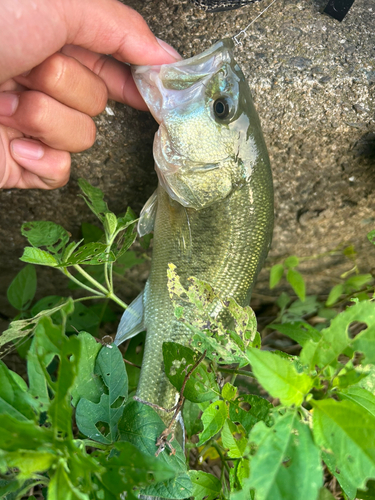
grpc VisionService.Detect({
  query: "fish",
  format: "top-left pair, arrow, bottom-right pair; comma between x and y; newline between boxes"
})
114,38 -> 273,428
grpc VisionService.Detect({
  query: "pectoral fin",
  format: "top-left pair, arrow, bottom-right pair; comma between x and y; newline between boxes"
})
114,291 -> 145,346
137,190 -> 158,237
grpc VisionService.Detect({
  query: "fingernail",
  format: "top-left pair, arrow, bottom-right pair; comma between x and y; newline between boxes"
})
11,138 -> 45,160
156,38 -> 182,61
0,93 -> 19,116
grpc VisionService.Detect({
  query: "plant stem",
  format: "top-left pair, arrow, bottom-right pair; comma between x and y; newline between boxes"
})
219,367 -> 255,378
212,441 -> 230,474
73,265 -> 108,295
62,269 -> 105,297
107,292 -> 128,310
80,439 -> 108,450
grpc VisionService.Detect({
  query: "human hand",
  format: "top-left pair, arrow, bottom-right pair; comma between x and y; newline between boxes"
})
0,0 -> 180,189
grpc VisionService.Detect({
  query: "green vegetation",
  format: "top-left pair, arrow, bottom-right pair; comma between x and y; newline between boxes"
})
1,180 -> 374,500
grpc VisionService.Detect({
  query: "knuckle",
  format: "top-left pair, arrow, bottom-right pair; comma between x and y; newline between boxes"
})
22,91 -> 51,134
38,53 -> 67,93
76,117 -> 97,152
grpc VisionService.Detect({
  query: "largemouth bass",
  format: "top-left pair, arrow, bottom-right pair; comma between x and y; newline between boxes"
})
114,39 -> 273,425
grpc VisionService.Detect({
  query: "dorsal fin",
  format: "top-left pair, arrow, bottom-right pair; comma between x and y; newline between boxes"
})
137,190 -> 158,237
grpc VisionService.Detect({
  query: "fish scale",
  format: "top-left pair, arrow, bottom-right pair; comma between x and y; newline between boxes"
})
115,39 -> 273,429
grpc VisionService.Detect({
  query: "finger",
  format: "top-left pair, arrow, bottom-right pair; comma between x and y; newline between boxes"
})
14,52 -> 108,116
61,45 -> 146,110
0,127 -> 71,189
1,0 -> 180,83
0,91 -> 96,153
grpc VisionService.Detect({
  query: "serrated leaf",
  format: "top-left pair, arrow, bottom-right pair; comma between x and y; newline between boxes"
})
20,247 -> 59,267
312,398 -> 375,492
60,242 -> 115,266
229,394 -> 272,434
189,471 -> 222,500
221,419 -> 247,458
246,348 -> 313,406
0,361 -> 36,421
78,178 -> 109,222
326,284 -> 344,307
301,301 -> 375,370
21,221 -> 69,253
163,342 -> 217,403
268,321 -> 321,347
118,400 -> 191,499
71,333 -> 103,406
286,268 -> 305,301
0,297 -> 73,350
76,345 -> 127,443
234,412 -> 322,500
198,400 -> 228,445
284,255 -> 299,268
7,265 -> 37,311
269,264 -> 284,289
339,386 -> 375,418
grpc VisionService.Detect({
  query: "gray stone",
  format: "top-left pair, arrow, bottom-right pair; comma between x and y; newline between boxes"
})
0,0 -> 374,328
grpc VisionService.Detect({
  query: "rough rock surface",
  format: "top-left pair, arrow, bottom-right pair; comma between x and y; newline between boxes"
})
0,0 -> 374,327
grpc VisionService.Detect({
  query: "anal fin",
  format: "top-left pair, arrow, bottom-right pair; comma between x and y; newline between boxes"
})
114,291 -> 145,346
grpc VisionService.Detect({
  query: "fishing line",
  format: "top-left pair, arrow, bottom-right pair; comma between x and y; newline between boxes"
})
232,0 -> 279,46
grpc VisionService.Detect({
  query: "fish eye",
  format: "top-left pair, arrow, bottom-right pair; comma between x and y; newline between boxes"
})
213,97 -> 232,120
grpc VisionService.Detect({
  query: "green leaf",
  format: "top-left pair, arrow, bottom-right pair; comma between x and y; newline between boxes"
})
78,178 -> 110,222
322,450 -> 356,500
357,479 -> 375,500
60,242 -> 115,266
284,255 -> 299,268
198,400 -> 228,445
351,303 -> 375,363
7,265 -> 37,311
367,229 -> 375,246
286,268 -> 305,301
65,303 -> 101,334
222,382 -> 237,401
235,411 -> 322,500
182,400 -> 203,438
104,212 -> 117,236
48,460 -> 89,500
81,222 -> 104,243
345,274 -> 373,291
301,300 -> 375,370
317,487 -> 336,500
0,361 -> 36,421
163,342 -> 217,403
0,414 -> 53,452
4,450 -> 56,480
97,441 -> 174,497
76,344 -> 127,443
268,322 -> 321,347
246,348 -> 313,406
281,295 -> 320,323
326,284 -> 344,307
118,400 -> 192,499
221,419 -> 247,458
0,297 -> 73,350
71,332 -> 103,406
339,386 -> 375,418
20,247 -> 59,267
21,221 -> 69,253
269,264 -> 284,289
312,398 -> 375,491
189,471 -> 222,500
228,394 -> 272,434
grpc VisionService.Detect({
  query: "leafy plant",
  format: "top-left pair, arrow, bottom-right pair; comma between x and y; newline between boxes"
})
1,180 -> 375,500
